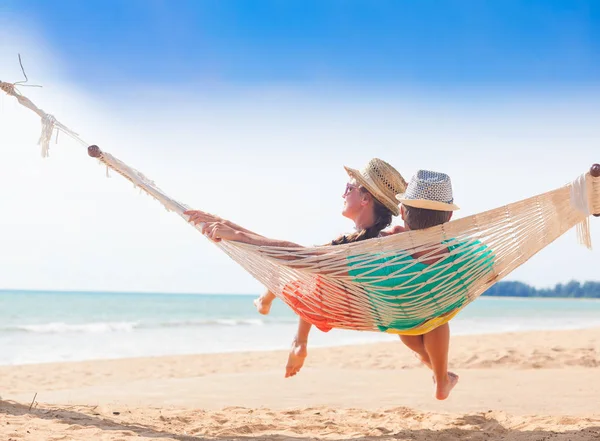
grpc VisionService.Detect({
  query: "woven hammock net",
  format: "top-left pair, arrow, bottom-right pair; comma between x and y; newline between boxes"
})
2,81 -> 599,335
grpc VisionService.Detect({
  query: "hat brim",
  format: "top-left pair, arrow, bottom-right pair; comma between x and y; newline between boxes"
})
396,197 -> 460,211
344,166 -> 400,216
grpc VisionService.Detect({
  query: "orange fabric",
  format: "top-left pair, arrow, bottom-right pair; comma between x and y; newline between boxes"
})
280,277 -> 348,333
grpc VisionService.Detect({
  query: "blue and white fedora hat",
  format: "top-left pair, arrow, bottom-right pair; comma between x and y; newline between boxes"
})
396,170 -> 460,211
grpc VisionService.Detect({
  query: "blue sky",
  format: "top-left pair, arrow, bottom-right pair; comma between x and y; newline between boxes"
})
5,0 -> 599,87
0,2 -> 599,293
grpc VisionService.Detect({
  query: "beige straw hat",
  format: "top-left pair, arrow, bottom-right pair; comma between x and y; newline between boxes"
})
396,170 -> 460,211
344,158 -> 407,216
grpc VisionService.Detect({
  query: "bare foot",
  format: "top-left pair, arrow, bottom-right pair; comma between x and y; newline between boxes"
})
285,340 -> 307,378
253,295 -> 274,315
433,372 -> 459,400
417,353 -> 459,390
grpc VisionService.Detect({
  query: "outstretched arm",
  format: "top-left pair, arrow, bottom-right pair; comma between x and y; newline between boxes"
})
185,209 -> 351,272
211,225 -> 304,249
185,209 -> 305,249
185,209 -> 266,238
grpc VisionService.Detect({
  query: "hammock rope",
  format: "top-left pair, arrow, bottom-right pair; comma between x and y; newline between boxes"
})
3,80 -> 599,335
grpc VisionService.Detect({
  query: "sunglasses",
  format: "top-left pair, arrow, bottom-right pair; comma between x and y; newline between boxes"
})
344,183 -> 359,196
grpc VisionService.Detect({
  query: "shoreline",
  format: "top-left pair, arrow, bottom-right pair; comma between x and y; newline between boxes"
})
4,321 -> 600,368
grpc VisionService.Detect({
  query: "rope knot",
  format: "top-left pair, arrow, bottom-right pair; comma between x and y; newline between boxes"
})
0,81 -> 17,96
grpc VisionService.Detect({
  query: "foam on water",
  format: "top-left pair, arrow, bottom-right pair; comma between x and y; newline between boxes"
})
2,290 -> 600,365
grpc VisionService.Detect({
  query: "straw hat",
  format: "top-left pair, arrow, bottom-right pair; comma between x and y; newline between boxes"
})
396,170 -> 460,211
344,158 -> 407,216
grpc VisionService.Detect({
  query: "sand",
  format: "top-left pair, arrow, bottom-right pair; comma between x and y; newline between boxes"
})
2,327 -> 600,440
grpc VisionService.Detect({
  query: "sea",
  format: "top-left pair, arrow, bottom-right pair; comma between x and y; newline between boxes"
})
2,290 -> 600,366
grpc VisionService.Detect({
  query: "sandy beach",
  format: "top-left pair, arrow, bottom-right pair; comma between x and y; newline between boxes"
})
2,327 -> 600,440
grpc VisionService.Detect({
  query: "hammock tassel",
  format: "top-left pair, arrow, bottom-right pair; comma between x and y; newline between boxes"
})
576,218 -> 592,250
38,114 -> 56,158
570,173 -> 593,250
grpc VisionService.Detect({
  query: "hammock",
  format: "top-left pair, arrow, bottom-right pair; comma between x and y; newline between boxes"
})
3,81 -> 599,335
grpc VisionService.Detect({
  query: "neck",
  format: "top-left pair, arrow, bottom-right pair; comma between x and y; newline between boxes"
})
354,210 -> 376,231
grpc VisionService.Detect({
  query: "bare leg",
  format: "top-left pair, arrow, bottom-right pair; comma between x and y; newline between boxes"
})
254,290 -> 276,315
399,327 -> 458,400
285,318 -> 312,378
422,323 -> 458,400
399,334 -> 432,369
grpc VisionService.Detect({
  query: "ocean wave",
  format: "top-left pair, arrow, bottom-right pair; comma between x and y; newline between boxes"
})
1,317 -> 294,334
12,321 -> 139,334
152,318 -> 271,328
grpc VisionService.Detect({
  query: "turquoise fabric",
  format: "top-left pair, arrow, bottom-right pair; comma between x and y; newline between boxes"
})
347,239 -> 495,332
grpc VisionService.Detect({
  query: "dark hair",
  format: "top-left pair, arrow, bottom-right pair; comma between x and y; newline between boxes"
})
330,187 -> 393,245
403,205 -> 451,230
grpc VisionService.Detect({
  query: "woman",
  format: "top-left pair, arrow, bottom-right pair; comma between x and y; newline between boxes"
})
185,158 -> 407,378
